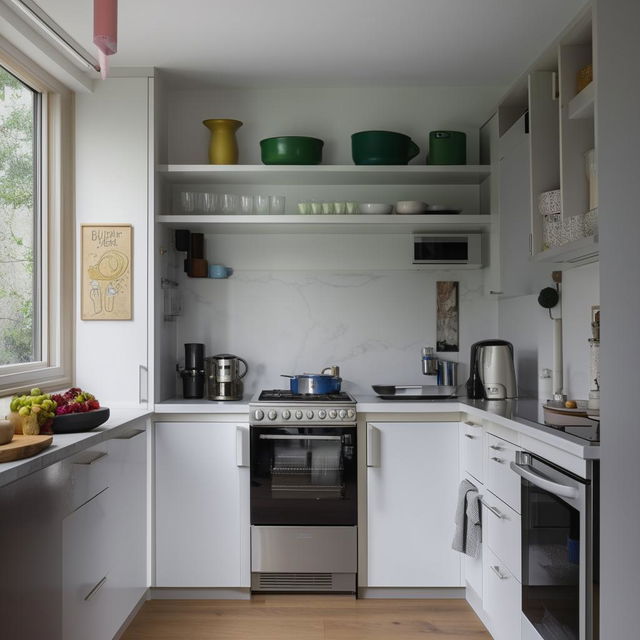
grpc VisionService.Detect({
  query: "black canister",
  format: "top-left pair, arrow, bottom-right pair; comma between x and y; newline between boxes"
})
181,343 -> 205,399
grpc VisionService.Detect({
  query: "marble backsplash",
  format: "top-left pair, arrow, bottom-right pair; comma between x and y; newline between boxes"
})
175,269 -> 498,398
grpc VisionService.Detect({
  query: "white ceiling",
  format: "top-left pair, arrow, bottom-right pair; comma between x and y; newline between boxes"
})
35,0 -> 587,88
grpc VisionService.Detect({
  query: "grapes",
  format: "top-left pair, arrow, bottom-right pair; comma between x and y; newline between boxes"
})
10,390 -> 58,428
53,387 -> 100,415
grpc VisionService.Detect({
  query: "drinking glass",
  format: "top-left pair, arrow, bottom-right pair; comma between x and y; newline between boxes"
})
240,194 -> 254,214
255,194 -> 270,214
270,195 -> 286,214
221,193 -> 240,214
199,192 -> 217,214
180,191 -> 196,213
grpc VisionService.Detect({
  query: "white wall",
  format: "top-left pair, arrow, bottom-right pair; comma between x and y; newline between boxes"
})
165,85 -> 503,165
170,234 -> 497,397
498,261 -> 599,399
596,0 -> 640,637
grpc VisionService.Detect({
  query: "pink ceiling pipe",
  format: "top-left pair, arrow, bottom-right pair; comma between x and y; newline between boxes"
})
93,0 -> 117,79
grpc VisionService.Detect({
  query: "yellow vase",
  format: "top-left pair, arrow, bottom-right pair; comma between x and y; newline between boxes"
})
203,118 -> 243,164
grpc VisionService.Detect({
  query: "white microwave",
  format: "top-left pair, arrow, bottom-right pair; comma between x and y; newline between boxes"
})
412,233 -> 483,268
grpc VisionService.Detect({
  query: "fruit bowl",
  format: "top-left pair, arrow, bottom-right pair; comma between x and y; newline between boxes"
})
51,407 -> 110,434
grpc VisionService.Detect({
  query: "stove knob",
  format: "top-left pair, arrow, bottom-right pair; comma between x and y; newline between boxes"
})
329,410 -> 337,419
347,409 -> 355,419
282,410 -> 291,420
295,410 -> 303,420
254,409 -> 264,421
339,409 -> 347,419
318,409 -> 327,419
268,410 -> 277,421
306,410 -> 314,419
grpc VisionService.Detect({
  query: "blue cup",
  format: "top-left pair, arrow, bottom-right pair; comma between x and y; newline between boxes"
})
208,264 -> 233,279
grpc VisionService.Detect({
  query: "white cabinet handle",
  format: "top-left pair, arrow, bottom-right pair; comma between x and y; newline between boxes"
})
490,456 -> 505,464
367,425 -> 381,468
464,421 -> 481,428
480,498 -> 504,519
464,433 -> 475,439
84,576 -> 107,601
236,426 -> 249,467
489,444 -> 503,451
490,565 -> 508,580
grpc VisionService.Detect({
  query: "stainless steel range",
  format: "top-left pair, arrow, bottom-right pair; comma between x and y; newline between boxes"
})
249,390 -> 357,593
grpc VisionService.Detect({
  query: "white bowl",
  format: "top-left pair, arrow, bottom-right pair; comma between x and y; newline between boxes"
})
359,203 -> 392,215
395,200 -> 428,214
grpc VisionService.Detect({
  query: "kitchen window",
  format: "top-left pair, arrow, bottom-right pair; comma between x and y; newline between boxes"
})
0,48 -> 73,395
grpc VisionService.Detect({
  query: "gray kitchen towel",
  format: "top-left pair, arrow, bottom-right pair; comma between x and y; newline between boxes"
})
452,479 -> 482,558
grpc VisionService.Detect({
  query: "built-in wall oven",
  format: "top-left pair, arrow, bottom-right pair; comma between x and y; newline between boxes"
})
249,390 -> 357,592
511,451 -> 599,640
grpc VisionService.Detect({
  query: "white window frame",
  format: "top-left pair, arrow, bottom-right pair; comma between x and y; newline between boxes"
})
0,41 -> 73,396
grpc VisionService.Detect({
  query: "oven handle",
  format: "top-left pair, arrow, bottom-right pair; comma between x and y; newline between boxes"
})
510,461 -> 579,499
259,434 -> 342,441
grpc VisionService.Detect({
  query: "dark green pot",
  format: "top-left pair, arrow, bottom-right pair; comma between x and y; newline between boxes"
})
260,136 -> 324,165
351,130 -> 420,165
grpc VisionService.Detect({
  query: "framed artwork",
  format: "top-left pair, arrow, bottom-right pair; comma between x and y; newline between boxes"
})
81,224 -> 132,320
436,281 -> 459,352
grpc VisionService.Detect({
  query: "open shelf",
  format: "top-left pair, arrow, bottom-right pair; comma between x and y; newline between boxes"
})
568,83 -> 595,120
157,164 -> 491,186
157,213 -> 493,235
533,234 -> 598,264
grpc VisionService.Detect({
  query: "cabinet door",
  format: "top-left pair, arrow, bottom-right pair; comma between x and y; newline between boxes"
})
106,427 -> 148,634
155,422 -> 250,587
367,422 -> 462,587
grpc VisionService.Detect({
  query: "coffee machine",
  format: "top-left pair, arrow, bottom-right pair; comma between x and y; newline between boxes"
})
205,354 -> 248,401
466,339 -> 517,400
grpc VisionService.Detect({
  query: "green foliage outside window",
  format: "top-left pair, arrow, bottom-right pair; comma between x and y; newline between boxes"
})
0,65 -> 36,365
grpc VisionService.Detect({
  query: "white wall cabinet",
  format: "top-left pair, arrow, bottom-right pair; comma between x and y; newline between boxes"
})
366,421 -> 462,587
155,421 -> 250,587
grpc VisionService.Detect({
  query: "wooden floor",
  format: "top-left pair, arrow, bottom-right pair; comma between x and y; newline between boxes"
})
121,595 -> 491,639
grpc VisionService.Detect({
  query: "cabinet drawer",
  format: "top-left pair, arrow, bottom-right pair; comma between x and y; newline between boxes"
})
63,489 -> 111,640
486,433 -> 520,513
67,445 -> 110,513
483,546 -> 522,640
481,490 -> 521,581
460,420 -> 484,483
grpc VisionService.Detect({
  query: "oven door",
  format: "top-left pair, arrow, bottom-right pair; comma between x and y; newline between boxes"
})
511,452 -> 594,640
250,425 -> 357,526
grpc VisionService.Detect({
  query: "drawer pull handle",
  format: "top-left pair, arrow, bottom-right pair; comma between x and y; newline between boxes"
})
464,434 -> 475,439
490,456 -> 505,464
73,451 -> 108,466
114,429 -> 145,440
480,499 -> 504,519
489,444 -> 503,451
84,576 -> 107,601
464,421 -> 480,427
490,565 -> 508,580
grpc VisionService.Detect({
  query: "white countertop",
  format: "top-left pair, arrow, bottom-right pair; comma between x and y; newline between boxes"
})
0,408 -> 151,489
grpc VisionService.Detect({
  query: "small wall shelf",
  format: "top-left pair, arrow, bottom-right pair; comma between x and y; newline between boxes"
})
568,83 -> 595,120
532,235 -> 598,264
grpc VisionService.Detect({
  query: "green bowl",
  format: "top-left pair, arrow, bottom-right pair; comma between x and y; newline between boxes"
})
260,136 -> 324,165
351,130 -> 420,165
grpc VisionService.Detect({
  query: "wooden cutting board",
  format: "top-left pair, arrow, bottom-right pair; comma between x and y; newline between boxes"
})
0,434 -> 53,463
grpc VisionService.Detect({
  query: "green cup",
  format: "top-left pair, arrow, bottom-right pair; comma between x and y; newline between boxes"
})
427,131 -> 467,165
351,130 -> 420,165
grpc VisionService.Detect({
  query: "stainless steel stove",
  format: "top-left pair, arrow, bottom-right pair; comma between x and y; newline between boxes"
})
249,389 -> 357,592
250,389 -> 356,426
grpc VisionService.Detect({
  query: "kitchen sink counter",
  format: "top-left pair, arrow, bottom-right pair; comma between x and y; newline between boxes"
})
355,395 -> 600,461
0,407 -> 151,489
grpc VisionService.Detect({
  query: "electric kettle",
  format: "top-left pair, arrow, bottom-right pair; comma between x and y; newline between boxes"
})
205,353 -> 248,401
466,339 -> 517,400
